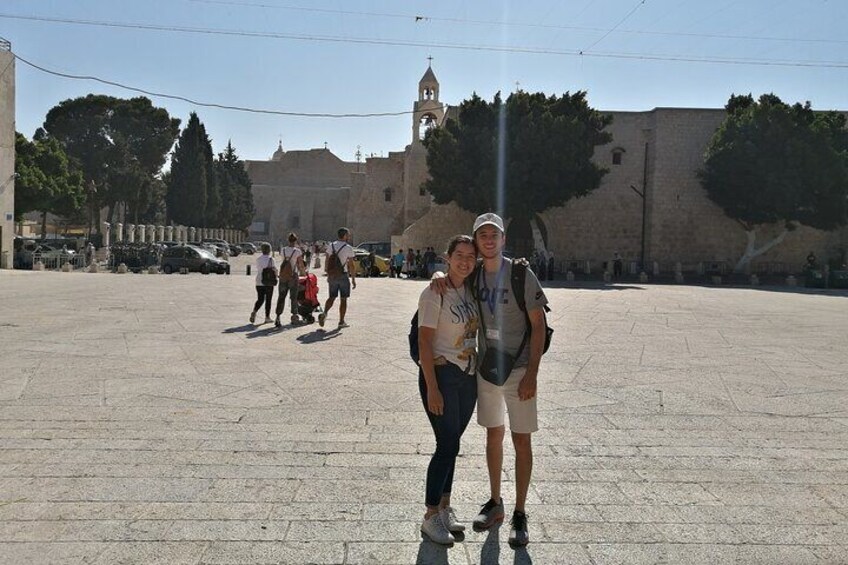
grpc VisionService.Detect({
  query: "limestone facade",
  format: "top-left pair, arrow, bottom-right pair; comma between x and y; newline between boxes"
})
0,42 -> 14,269
244,64 -> 846,271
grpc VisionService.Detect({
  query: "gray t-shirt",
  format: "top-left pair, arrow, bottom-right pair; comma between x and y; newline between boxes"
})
476,259 -> 548,367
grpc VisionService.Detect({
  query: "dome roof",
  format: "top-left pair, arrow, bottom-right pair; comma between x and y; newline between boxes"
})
271,141 -> 285,161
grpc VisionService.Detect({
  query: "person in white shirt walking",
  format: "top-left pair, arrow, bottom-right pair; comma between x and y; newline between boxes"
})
318,227 -> 356,329
250,243 -> 276,324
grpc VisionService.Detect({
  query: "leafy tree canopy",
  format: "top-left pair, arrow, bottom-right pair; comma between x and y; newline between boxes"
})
41,94 -> 180,225
699,93 -> 848,232
14,132 -> 85,223
422,90 -> 612,221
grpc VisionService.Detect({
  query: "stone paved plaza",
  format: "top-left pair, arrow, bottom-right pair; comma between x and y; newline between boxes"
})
1,259 -> 847,564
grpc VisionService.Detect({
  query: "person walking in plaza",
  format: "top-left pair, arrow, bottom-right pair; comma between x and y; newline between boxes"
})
393,249 -> 405,278
319,227 -> 356,329
275,232 -> 307,327
417,235 -> 480,545
250,243 -> 276,324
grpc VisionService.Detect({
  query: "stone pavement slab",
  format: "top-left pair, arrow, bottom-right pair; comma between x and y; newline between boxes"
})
1,263 -> 847,564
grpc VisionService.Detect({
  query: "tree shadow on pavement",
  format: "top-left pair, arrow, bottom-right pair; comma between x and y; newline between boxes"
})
296,328 -> 341,344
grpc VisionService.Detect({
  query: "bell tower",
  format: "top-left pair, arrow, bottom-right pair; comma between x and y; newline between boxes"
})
412,61 -> 445,144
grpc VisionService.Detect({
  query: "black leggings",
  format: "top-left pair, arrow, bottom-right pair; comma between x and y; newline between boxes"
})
254,285 -> 274,317
419,363 -> 478,507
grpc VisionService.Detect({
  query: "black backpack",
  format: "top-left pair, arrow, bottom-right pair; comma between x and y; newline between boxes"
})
260,258 -> 277,286
510,259 -> 554,354
409,294 -> 443,364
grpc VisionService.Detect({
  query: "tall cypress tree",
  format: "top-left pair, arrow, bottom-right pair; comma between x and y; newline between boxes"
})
199,120 -> 221,227
215,140 -> 255,229
166,113 -> 214,227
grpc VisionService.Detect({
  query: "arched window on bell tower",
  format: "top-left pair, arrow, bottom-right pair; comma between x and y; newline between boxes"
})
419,113 -> 438,140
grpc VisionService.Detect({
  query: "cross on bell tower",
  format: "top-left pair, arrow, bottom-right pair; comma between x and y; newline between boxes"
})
413,59 -> 444,143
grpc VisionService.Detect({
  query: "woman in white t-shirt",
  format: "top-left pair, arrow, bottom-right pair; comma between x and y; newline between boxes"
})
417,234 -> 479,545
250,243 -> 276,324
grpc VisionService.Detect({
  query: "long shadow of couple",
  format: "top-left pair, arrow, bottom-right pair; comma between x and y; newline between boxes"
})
415,524 -> 533,565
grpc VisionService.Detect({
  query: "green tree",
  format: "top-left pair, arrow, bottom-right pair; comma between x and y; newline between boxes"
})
14,132 -> 85,236
423,90 -> 612,253
167,113 -> 220,227
42,94 -> 180,227
215,141 -> 255,229
698,94 -> 848,272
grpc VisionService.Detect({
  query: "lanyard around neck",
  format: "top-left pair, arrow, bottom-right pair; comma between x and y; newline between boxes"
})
478,259 -> 507,316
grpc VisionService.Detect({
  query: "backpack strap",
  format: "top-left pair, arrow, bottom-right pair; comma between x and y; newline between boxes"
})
511,258 -> 528,313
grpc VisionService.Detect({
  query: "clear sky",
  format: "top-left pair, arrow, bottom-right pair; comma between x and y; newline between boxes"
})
3,0 -> 847,163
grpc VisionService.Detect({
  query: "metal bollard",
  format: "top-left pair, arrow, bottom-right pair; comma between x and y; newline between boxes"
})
246,265 -> 251,276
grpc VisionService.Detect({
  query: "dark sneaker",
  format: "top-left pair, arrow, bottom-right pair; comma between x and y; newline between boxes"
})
318,313 -> 326,327
249,311 -> 257,324
472,498 -> 504,530
508,511 -> 529,546
274,317 -> 282,328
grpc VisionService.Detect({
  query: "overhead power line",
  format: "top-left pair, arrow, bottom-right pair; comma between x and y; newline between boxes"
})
13,54 -> 442,118
3,13 -> 848,69
582,0 -> 647,53
184,0 -> 848,46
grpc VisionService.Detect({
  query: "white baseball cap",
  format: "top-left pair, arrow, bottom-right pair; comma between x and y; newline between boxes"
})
473,212 -> 505,234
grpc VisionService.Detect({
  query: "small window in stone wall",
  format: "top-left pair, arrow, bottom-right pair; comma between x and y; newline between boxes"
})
612,150 -> 623,165
384,187 -> 392,202
419,185 -> 426,196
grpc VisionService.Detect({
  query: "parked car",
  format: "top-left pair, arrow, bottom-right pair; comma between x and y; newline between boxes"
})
227,244 -> 242,257
358,241 -> 392,258
351,247 -> 390,277
161,245 -> 230,274
154,241 -> 179,249
187,241 -> 219,255
239,242 -> 257,254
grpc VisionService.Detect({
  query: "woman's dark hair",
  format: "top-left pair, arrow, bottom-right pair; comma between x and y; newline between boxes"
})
260,243 -> 271,255
288,232 -> 298,244
446,234 -> 476,256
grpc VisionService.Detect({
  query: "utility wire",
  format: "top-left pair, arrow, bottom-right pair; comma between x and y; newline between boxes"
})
582,0 -> 647,53
186,0 -> 848,45
13,54 -> 445,118
3,13 -> 848,68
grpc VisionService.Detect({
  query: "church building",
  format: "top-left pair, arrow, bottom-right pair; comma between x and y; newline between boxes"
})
244,65 -> 846,274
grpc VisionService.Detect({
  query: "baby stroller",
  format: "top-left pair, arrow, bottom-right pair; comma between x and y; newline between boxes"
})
297,273 -> 321,323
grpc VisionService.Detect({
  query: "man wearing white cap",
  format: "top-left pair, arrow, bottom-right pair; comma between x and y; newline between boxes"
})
435,212 -> 548,546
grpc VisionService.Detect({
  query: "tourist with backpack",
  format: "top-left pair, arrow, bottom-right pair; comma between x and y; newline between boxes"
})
274,232 -> 307,327
318,227 -> 356,329
250,243 -> 276,324
415,235 -> 479,545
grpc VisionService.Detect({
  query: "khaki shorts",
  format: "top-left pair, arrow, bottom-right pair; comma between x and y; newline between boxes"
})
476,366 -> 538,434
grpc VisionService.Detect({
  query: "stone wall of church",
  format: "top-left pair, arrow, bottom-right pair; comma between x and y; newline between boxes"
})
346,153 -> 406,244
402,142 -> 433,227
392,202 -> 477,255
251,185 -> 348,245
390,107 -> 846,273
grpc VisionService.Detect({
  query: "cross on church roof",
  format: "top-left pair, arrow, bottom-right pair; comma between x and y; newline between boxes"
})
427,56 -> 433,66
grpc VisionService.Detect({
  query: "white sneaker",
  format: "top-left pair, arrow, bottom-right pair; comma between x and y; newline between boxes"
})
421,512 -> 454,545
441,506 -> 465,533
